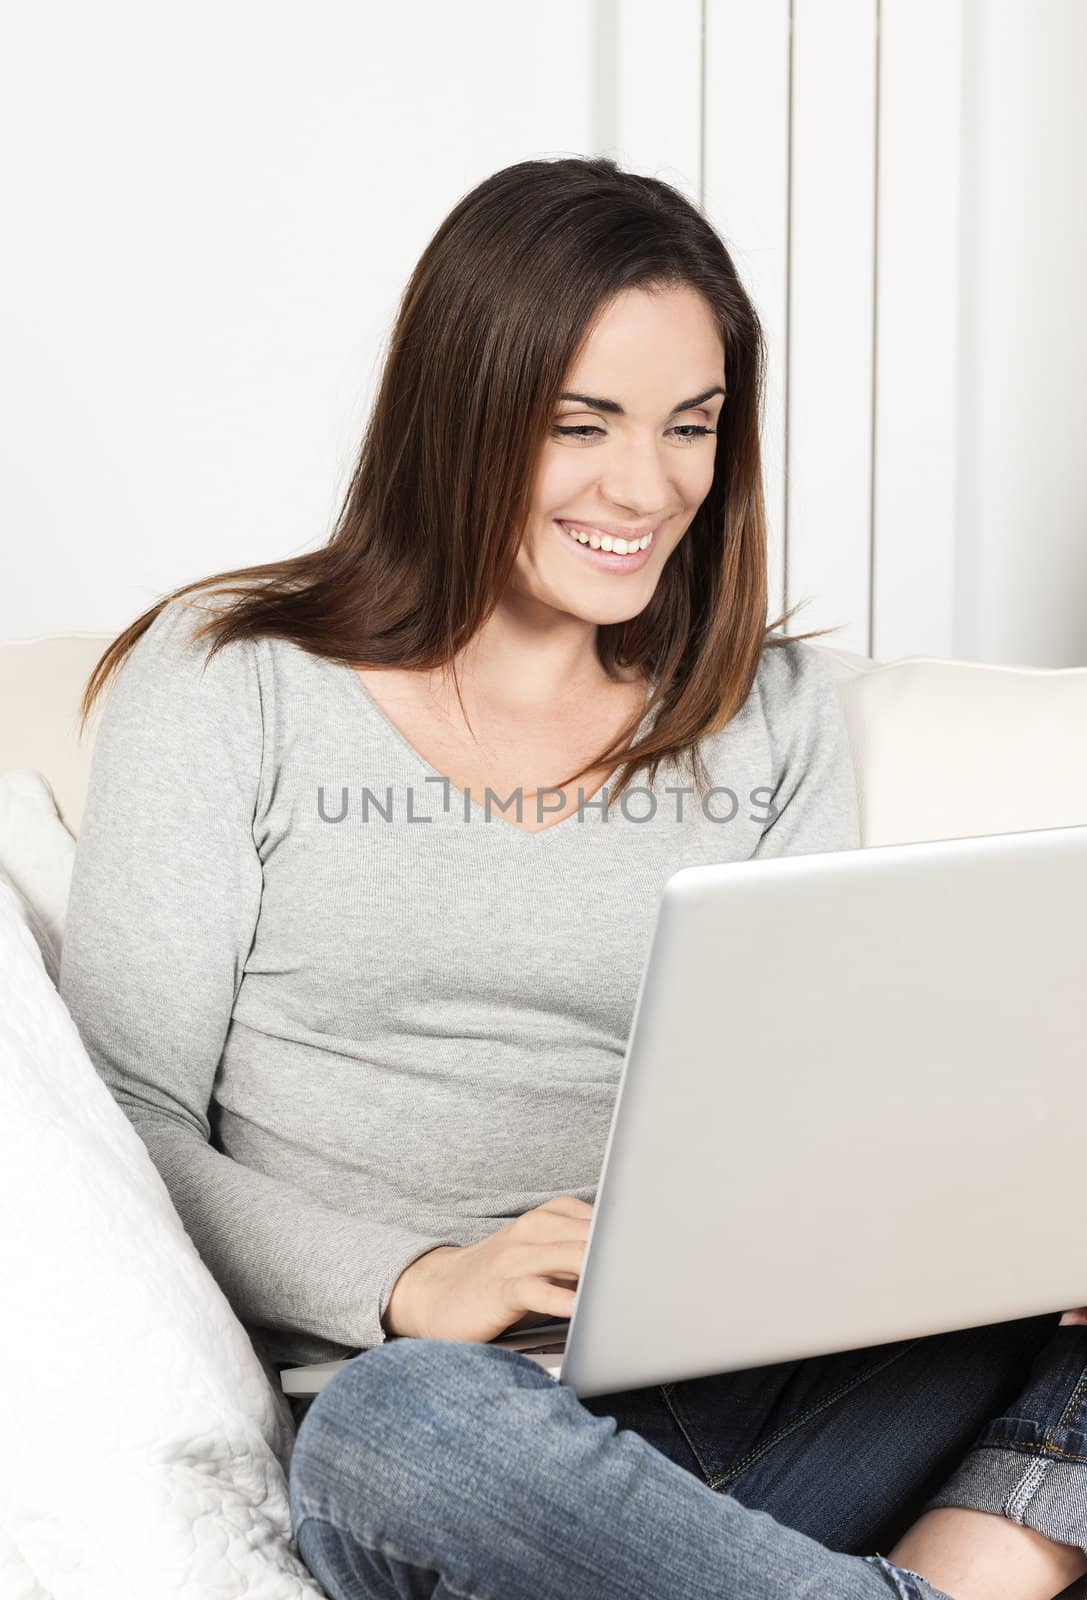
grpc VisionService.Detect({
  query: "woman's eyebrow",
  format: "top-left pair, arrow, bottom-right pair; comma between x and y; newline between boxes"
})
556,385 -> 726,416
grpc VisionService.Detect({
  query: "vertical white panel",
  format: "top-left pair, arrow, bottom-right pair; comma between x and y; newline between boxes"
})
956,0 -> 1087,667
599,0 -> 703,200
702,1 -> 792,625
872,0 -> 963,660
787,0 -> 878,655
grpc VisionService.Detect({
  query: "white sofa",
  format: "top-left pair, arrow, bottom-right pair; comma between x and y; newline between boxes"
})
1,630 -> 1085,1600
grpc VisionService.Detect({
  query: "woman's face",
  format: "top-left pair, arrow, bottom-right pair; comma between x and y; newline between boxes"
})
512,283 -> 726,628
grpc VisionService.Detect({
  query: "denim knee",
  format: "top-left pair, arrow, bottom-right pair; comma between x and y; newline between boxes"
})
287,1337 -> 562,1537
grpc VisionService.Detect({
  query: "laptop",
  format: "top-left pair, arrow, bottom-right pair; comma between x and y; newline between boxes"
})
280,823 -> 1087,1403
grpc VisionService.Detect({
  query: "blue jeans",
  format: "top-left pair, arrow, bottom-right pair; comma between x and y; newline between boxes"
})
286,1314 -> 1087,1599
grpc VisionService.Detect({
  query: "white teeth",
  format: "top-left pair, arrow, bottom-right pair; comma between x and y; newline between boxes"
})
561,522 -> 654,555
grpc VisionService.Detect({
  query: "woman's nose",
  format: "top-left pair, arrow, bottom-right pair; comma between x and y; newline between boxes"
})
596,441 -> 676,521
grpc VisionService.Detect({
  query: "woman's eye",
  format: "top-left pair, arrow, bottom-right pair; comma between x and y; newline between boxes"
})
550,424 -> 716,443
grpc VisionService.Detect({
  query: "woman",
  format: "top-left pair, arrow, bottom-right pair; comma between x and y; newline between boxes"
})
60,156 -> 1087,1600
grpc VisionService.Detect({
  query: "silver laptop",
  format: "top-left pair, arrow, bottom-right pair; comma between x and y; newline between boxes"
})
281,823 -> 1087,1403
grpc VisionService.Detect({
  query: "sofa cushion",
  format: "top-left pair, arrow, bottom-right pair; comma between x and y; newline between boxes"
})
818,649 -> 1087,846
0,770 -> 76,984
0,634 -> 113,837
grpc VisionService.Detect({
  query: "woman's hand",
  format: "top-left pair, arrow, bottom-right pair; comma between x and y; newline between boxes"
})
1060,1309 -> 1087,1324
381,1194 -> 592,1343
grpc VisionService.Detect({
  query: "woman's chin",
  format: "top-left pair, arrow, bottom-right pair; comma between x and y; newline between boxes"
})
541,575 -> 657,627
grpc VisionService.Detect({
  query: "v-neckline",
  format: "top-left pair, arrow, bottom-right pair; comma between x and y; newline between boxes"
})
341,663 -> 657,841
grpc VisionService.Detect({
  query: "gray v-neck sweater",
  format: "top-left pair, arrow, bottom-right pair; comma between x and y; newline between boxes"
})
58,597 -> 860,1370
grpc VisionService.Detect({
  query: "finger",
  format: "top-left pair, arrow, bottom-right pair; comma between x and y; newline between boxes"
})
511,1240 -> 587,1276
508,1277 -> 578,1321
540,1195 -> 594,1217
514,1207 -> 590,1241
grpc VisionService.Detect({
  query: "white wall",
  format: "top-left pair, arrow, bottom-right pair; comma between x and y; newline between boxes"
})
2,0 -> 1084,664
0,1 -> 600,636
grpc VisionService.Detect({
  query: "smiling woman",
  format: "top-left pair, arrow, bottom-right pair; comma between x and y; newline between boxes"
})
58,155 -> 1087,1600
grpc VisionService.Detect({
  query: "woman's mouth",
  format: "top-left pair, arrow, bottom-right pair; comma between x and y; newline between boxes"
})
553,519 -> 657,574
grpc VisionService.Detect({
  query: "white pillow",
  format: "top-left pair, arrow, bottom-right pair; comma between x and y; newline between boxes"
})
0,877 -> 327,1599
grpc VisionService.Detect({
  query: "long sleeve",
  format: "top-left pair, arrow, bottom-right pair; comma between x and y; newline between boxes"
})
58,599 -> 461,1363
753,639 -> 862,859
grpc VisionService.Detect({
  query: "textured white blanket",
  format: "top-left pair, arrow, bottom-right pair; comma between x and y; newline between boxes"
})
0,868 -> 326,1597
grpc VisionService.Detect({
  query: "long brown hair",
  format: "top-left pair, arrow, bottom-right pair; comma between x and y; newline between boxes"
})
78,155 -> 845,803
